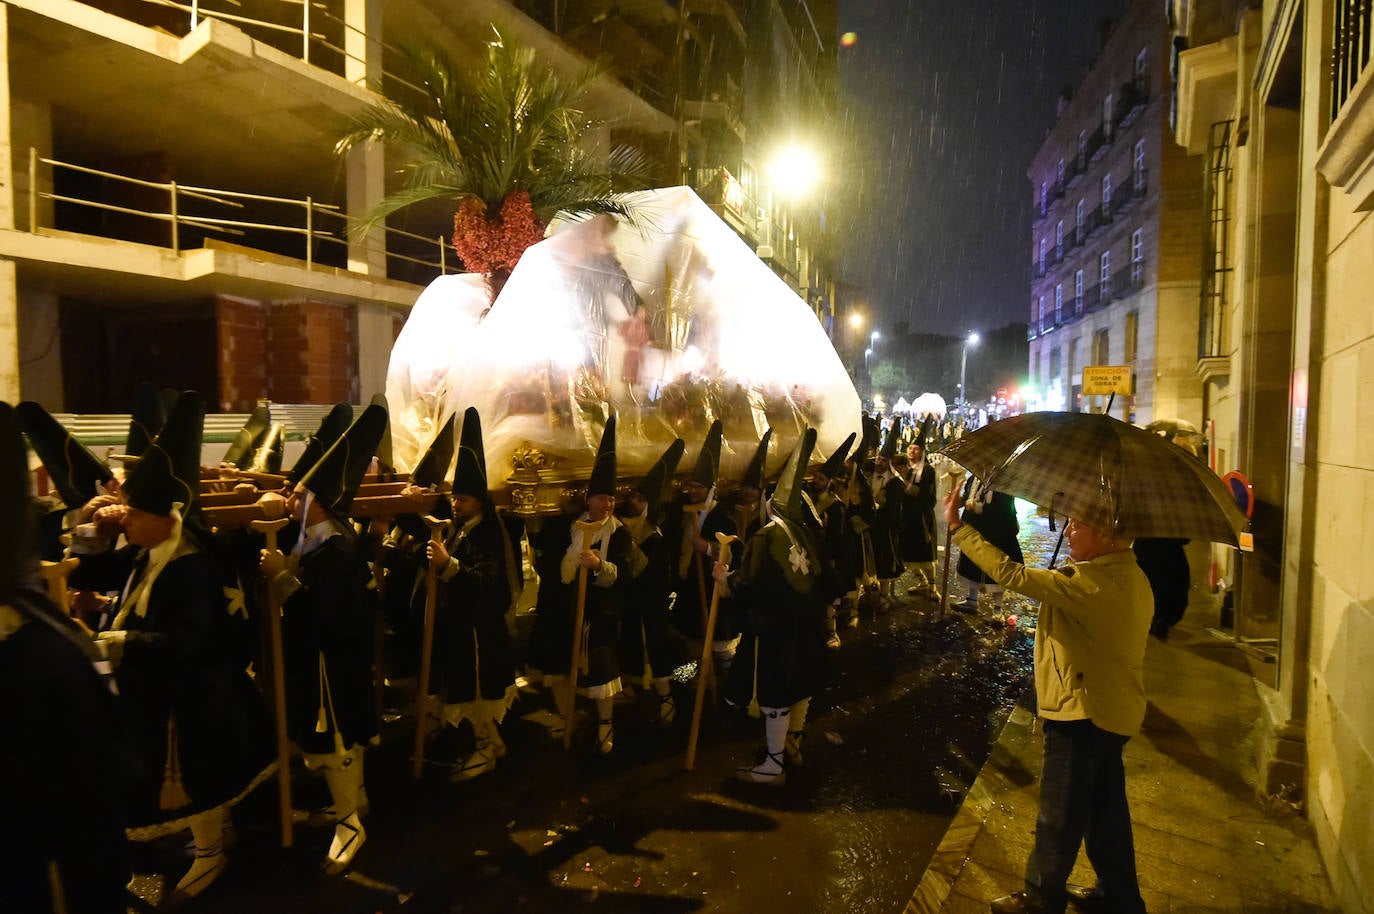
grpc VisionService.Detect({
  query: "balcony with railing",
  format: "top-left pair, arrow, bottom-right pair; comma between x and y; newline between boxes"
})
26,148 -> 451,288
1115,77 -> 1150,130
1112,168 -> 1149,215
1085,202 -> 1112,238
1088,124 -> 1113,163
1111,263 -> 1146,301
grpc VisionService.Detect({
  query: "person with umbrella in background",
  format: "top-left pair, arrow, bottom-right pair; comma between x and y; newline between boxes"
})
938,410 -> 1247,913
943,491 -> 1151,914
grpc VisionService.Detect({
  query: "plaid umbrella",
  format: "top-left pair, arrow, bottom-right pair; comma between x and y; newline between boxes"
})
938,411 -> 1247,545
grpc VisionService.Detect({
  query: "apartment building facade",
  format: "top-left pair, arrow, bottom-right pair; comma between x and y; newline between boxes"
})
0,0 -> 838,411
1026,0 -> 1205,426
1172,0 -> 1374,908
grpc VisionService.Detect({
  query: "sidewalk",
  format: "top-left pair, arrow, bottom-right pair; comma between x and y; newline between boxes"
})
903,606 -> 1341,914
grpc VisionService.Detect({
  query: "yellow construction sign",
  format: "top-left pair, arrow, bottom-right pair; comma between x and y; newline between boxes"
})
1081,365 -> 1135,396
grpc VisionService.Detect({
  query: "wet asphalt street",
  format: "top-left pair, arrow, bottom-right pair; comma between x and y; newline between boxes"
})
133,502 -> 1057,914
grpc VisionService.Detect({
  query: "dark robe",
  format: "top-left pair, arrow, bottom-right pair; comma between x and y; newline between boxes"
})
619,514 -> 684,683
670,500 -> 738,640
72,540 -> 273,833
899,461 -> 938,563
724,517 -> 830,709
282,532 -> 380,754
433,512 -> 516,705
527,512 -> 575,675
870,471 -> 905,579
0,588 -> 131,914
955,479 -> 1024,582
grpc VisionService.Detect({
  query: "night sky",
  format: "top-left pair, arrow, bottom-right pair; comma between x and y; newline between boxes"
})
835,0 -> 1130,336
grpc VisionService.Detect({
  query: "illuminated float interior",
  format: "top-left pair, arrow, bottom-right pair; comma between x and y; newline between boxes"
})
386,186 -> 861,512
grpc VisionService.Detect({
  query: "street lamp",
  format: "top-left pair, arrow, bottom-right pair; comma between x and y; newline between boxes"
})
959,331 -> 981,411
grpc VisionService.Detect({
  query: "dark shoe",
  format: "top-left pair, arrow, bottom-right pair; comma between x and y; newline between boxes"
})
989,892 -> 1049,914
1066,884 -> 1109,911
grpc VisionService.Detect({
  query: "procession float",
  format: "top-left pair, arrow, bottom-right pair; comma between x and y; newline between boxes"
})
385,186 -> 861,514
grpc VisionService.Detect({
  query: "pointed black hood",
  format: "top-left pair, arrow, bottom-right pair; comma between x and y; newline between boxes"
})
587,415 -> 617,498
741,428 -> 771,491
221,401 -> 271,468
288,403 -> 353,484
16,401 -> 113,507
879,416 -> 903,460
370,393 -> 394,472
451,408 -> 489,502
917,415 -> 936,448
124,381 -> 167,460
122,391 -> 204,517
818,432 -> 856,480
771,427 -> 817,524
635,438 -> 685,509
0,403 -> 34,600
298,403 -> 388,517
689,420 -> 723,489
413,413 -> 457,489
247,424 -> 286,474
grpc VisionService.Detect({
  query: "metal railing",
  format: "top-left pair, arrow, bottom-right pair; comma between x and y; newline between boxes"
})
28,148 -> 453,280
1332,0 -> 1373,123
127,0 -> 425,93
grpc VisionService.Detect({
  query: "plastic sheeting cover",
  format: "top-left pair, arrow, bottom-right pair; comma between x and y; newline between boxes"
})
385,187 -> 861,487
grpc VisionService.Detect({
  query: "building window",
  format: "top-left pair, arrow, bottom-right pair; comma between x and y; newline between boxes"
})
1076,199 -> 1085,240
1124,311 -> 1138,362
1039,238 -> 1047,273
1078,129 -> 1088,162
1131,228 -> 1144,285
1101,172 -> 1113,208
1056,220 -> 1064,258
1057,158 -> 1066,187
1038,295 -> 1047,332
1135,47 -> 1148,84
1133,139 -> 1146,191
1100,250 -> 1112,296
1050,347 -> 1062,378
1074,269 -> 1084,312
1069,336 -> 1079,376
1103,92 -> 1115,136
1040,180 -> 1048,214
1093,328 -> 1110,365
1055,284 -> 1063,323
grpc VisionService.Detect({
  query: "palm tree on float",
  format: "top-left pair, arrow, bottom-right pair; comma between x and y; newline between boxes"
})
336,30 -> 656,300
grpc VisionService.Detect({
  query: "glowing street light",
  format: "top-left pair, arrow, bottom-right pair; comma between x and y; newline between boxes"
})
769,143 -> 823,199
959,331 -> 980,411
849,313 -> 865,329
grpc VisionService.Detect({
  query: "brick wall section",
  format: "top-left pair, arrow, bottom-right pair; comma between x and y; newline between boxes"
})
265,301 -> 359,404
215,296 -> 268,411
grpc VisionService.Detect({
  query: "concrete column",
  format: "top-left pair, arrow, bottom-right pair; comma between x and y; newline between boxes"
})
344,0 -> 386,277
0,8 -> 18,400
355,302 -> 393,400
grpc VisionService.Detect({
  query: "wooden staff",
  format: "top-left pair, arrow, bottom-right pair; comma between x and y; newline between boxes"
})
938,469 -> 965,621
564,518 -> 605,750
251,516 -> 293,848
367,517 -> 391,727
412,515 -> 448,779
684,532 -> 739,770
38,558 -> 80,615
683,502 -> 715,700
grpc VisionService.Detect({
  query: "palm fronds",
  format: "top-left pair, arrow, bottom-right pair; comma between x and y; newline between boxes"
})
337,32 -> 656,237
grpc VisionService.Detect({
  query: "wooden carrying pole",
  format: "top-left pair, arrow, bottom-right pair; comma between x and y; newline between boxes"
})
564,519 -> 605,750
411,515 -> 448,779
684,532 -> 738,770
250,517 -> 293,847
38,558 -> 80,615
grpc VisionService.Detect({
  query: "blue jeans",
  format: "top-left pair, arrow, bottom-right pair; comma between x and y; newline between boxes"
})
1024,718 -> 1146,914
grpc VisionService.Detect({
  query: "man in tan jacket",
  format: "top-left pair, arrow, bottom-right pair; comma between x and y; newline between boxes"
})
944,491 -> 1152,914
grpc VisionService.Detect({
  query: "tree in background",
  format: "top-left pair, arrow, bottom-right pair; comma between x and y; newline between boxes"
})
871,359 -> 912,402
336,31 -> 655,300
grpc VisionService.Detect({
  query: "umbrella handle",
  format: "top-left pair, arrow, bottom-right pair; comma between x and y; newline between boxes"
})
1048,525 -> 1066,569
